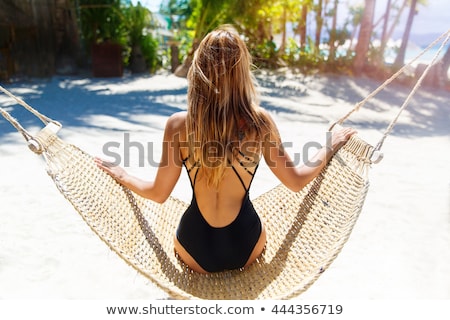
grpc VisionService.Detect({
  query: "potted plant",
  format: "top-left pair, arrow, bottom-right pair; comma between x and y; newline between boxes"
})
79,0 -> 127,77
124,2 -> 148,74
124,2 -> 159,74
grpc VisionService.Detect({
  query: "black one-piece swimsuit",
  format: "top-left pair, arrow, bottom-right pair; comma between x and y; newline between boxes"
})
176,156 -> 262,273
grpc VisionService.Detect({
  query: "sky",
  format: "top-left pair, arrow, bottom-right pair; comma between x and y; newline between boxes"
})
134,0 -> 161,12
344,0 -> 449,36
136,0 -> 449,37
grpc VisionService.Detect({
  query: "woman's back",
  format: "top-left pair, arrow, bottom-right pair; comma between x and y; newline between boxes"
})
175,112 -> 267,273
179,113 -> 261,226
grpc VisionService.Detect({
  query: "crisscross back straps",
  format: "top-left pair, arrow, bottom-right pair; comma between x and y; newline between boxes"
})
229,151 -> 259,193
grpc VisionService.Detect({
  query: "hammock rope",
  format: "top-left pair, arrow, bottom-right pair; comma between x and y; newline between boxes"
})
0,85 -> 62,153
330,28 -> 450,154
373,30 -> 450,152
0,29 -> 448,299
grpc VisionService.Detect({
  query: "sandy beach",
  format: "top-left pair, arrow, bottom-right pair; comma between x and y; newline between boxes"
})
0,70 -> 449,301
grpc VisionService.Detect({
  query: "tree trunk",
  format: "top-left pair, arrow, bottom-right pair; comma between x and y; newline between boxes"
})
353,0 -> 376,75
175,39 -> 199,78
55,0 -> 79,75
173,0 -> 227,77
386,0 -> 408,43
441,45 -> 450,82
328,0 -> 338,63
298,4 -> 308,49
315,0 -> 323,50
393,0 -> 418,69
279,6 -> 287,54
378,0 -> 392,62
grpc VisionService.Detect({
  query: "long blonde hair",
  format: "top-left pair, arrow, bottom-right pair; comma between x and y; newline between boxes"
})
186,25 -> 267,188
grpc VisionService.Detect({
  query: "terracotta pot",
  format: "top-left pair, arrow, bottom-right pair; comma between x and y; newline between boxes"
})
91,42 -> 123,77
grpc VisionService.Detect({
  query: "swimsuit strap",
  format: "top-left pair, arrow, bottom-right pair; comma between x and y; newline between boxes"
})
192,165 -> 200,186
230,164 -> 248,192
183,153 -> 259,192
182,155 -> 200,189
229,157 -> 259,193
247,162 -> 259,187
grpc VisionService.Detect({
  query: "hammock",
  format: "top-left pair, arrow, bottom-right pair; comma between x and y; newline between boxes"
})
0,30 -> 448,300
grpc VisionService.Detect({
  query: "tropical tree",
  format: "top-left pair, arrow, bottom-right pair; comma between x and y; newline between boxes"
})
393,0 -> 418,69
161,0 -> 400,74
78,0 -> 128,49
269,0 -> 302,58
173,0 -> 236,76
385,0 -> 408,45
123,1 -> 159,72
345,3 -> 364,57
353,0 -> 376,75
327,0 -> 339,63
228,0 -> 278,67
378,0 -> 393,62
277,2 -> 288,54
297,0 -> 311,50
440,46 -> 450,87
159,0 -> 192,31
314,0 -> 324,51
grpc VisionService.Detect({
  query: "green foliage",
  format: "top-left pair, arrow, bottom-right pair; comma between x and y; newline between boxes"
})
157,0 -> 419,75
123,1 -> 159,71
78,0 -> 160,73
125,1 -> 150,45
159,0 -> 192,30
188,0 -> 232,39
249,38 -> 278,69
281,37 -> 325,71
140,33 -> 160,72
79,0 -> 129,48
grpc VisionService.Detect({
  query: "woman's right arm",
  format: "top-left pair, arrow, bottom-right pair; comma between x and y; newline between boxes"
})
261,110 -> 356,192
95,112 -> 186,203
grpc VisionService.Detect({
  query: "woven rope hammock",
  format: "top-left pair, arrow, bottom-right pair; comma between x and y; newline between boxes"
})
1,30 -> 448,299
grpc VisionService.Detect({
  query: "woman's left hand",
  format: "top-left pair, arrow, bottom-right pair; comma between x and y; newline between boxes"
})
329,127 -> 357,152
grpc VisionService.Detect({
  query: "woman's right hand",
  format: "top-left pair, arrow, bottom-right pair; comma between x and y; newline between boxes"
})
94,157 -> 128,184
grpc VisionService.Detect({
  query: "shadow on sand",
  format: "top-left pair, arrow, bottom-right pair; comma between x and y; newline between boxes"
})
1,72 -> 449,144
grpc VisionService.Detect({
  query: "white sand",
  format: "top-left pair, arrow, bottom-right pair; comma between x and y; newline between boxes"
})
0,71 -> 449,300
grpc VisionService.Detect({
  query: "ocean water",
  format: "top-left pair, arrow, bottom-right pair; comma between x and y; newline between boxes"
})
385,44 -> 449,66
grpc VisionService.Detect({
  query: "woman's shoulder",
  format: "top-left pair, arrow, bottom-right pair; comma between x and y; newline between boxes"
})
255,107 -> 278,133
165,111 -> 187,136
255,106 -> 271,119
168,110 -> 187,121
164,111 -> 186,141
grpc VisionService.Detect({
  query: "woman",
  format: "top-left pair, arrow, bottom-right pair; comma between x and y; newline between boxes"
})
95,25 -> 356,274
